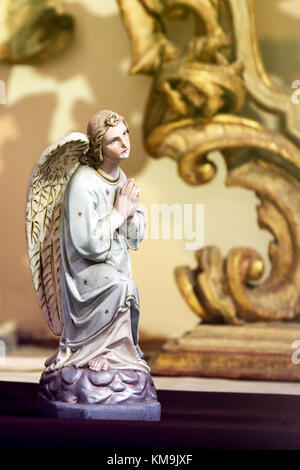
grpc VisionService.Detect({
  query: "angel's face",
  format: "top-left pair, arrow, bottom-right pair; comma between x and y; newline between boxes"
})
101,121 -> 130,164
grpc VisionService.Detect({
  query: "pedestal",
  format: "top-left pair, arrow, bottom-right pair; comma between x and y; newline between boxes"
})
149,322 -> 300,381
39,366 -> 161,421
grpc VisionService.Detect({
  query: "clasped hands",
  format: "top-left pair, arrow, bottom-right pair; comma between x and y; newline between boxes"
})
114,178 -> 140,220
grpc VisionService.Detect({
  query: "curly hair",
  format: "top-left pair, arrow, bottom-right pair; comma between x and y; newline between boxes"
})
80,110 -> 128,169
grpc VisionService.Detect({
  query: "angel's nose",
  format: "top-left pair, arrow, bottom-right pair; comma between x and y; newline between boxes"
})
120,138 -> 127,148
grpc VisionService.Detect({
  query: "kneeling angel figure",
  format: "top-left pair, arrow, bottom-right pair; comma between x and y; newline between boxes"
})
25,110 -> 160,420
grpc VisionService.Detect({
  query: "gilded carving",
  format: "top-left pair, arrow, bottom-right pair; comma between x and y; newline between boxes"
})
118,0 -> 300,326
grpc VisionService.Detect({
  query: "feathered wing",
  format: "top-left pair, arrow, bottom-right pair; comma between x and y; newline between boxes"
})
25,133 -> 90,335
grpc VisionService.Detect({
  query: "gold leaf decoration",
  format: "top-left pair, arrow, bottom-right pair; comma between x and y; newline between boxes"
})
118,0 -> 300,325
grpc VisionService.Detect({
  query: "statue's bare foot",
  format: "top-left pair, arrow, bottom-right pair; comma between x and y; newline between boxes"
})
88,357 -> 109,372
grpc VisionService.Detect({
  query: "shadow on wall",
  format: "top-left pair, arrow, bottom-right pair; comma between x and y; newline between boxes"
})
0,2 -> 151,340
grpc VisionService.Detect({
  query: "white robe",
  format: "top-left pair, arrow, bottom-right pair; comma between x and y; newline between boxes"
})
45,164 -> 149,373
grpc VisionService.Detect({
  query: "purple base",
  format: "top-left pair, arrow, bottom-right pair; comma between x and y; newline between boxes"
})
39,366 -> 161,420
39,392 -> 161,421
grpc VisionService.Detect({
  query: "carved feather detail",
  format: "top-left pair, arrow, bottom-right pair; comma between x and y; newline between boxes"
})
25,133 -> 89,335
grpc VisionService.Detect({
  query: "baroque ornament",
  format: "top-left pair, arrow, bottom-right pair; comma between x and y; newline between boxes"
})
118,0 -> 300,379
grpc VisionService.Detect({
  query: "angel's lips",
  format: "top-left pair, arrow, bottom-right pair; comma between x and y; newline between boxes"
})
121,149 -> 129,155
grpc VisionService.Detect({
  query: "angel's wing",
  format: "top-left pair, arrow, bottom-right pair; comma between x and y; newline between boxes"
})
25,133 -> 89,336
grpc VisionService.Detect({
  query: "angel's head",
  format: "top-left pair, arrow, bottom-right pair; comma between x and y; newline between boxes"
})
80,110 -> 130,169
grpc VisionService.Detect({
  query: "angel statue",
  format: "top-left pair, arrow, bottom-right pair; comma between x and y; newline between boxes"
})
25,110 -> 161,420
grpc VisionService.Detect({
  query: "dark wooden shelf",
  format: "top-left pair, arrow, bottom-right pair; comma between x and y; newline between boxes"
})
0,381 -> 300,451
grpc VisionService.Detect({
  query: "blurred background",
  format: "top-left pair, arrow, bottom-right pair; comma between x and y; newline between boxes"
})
0,0 -> 300,348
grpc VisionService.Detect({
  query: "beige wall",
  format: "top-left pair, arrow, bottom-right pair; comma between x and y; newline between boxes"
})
0,0 -> 299,342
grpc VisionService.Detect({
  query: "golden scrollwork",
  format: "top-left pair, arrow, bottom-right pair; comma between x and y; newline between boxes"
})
118,0 -> 300,326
